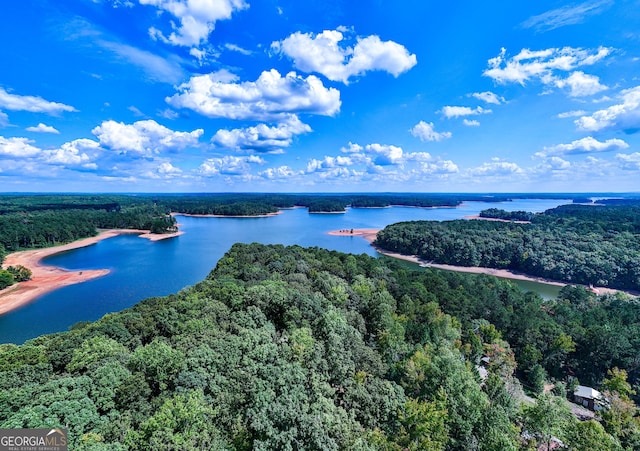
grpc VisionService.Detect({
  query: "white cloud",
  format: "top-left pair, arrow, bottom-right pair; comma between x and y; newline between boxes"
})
271,29 -> 417,83
410,121 -> 452,142
157,161 -> 182,174
26,123 -> 60,134
483,46 -> 611,86
521,0 -> 613,32
0,136 -> 41,157
158,108 -> 179,120
0,111 -> 8,127
340,142 -> 363,153
92,119 -> 203,156
470,91 -> 504,104
558,109 -> 587,118
259,165 -> 300,180
338,142 -> 434,168
225,43 -> 251,55
417,160 -> 459,174
469,159 -> 523,176
167,69 -> 341,120
616,152 -> 640,170
306,155 -> 354,172
197,155 -> 264,176
441,106 -> 492,119
463,119 -> 480,127
542,156 -> 572,170
575,86 -> 640,132
44,139 -> 99,166
212,115 -> 311,153
364,143 -> 404,165
554,71 -> 607,97
140,0 -> 248,47
540,136 -> 628,156
0,88 -> 77,114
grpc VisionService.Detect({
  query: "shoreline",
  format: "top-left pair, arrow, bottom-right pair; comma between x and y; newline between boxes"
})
173,211 -> 281,218
0,229 -> 183,316
463,215 -> 531,224
328,228 -> 635,296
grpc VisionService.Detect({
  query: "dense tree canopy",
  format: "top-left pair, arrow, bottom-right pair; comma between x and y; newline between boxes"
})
375,202 -> 640,291
2,243 -> 637,449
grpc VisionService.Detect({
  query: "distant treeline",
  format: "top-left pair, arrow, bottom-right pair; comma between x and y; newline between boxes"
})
0,193 -> 575,258
2,243 -> 638,449
375,200 -> 640,291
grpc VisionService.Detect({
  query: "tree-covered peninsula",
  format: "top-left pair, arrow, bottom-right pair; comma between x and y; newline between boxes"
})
375,201 -> 640,291
1,243 -> 639,449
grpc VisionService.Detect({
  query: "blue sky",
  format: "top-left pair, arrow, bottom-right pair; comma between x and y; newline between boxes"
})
1,0 -> 640,192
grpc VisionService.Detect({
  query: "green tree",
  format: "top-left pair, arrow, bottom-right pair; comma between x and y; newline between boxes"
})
396,395 -> 448,450
521,394 -> 573,451
0,269 -> 15,290
126,390 -> 228,450
6,265 -> 32,282
565,420 -> 622,451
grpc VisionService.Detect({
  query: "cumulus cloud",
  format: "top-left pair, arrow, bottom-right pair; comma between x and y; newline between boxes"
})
259,165 -> 300,180
575,86 -> 640,132
212,115 -> 311,153
44,139 -> 99,166
463,119 -> 480,127
335,142 -> 435,168
410,121 -> 452,142
0,88 -> 77,114
306,155 -> 354,172
198,155 -> 264,176
364,143 -> 405,165
271,29 -> 417,83
140,0 -> 248,47
539,136 -> 628,156
483,46 -> 611,86
470,91 -> 505,104
469,159 -> 523,176
416,160 -> 459,174
0,111 -> 9,127
340,142 -> 363,154
0,136 -> 41,157
521,0 -> 613,32
26,123 -> 60,134
167,69 -> 341,120
143,161 -> 184,178
92,119 -> 203,156
441,106 -> 492,119
554,71 -> 607,97
544,156 -> 571,170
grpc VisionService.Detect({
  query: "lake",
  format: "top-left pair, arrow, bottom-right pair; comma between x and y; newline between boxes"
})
0,199 -> 567,344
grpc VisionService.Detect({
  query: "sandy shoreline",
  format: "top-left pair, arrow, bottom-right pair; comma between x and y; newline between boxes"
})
464,215 -> 531,224
0,229 -> 183,316
328,228 -> 635,296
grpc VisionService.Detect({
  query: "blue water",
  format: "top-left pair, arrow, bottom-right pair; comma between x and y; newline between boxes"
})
0,199 -> 568,343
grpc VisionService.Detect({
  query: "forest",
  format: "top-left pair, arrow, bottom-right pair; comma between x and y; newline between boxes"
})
374,202 -> 640,291
1,243 -> 639,450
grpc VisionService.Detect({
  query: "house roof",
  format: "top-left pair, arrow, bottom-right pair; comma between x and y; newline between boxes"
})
574,385 -> 602,400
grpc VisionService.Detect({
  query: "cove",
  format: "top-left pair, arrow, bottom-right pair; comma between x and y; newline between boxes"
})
0,198 -> 568,344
